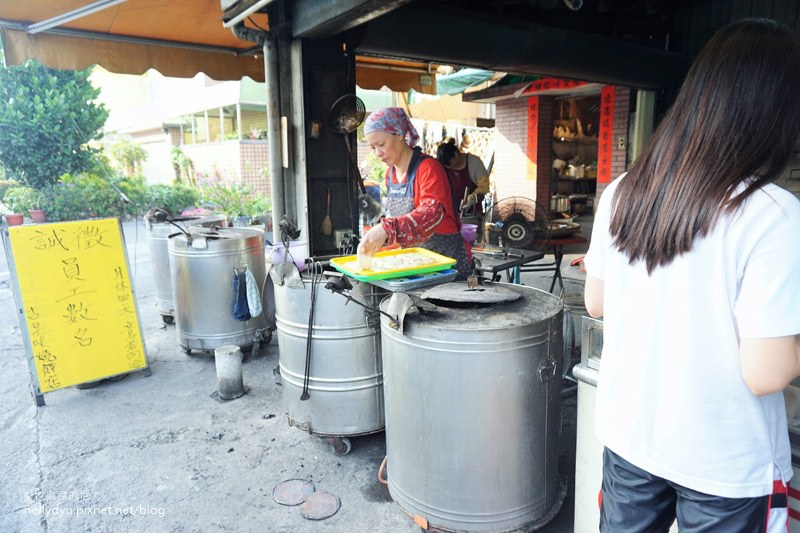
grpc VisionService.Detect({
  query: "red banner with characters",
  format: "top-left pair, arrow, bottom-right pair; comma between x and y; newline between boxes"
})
597,86 -> 615,183
526,96 -> 539,182
522,78 -> 587,95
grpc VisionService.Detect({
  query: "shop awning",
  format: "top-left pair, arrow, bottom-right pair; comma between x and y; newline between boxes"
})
355,56 -> 437,95
435,68 -> 494,96
0,0 -> 267,81
0,0 -> 436,92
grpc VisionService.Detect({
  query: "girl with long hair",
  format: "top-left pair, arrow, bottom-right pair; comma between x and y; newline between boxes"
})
584,18 -> 800,531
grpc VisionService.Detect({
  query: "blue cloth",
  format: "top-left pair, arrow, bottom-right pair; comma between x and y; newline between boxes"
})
232,272 -> 251,321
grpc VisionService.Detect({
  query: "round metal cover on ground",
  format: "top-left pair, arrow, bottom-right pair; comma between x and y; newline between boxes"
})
273,479 -> 315,506
421,282 -> 522,305
300,491 -> 341,520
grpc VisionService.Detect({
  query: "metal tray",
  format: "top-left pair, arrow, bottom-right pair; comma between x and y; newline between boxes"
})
368,269 -> 458,292
544,220 -> 581,238
330,247 -> 456,282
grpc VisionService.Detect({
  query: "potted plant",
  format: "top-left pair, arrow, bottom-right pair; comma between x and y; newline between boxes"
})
28,190 -> 46,223
1,206 -> 23,226
204,181 -> 255,227
3,186 -> 39,225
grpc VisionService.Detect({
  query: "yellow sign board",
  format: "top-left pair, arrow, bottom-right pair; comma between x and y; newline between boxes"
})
5,218 -> 148,398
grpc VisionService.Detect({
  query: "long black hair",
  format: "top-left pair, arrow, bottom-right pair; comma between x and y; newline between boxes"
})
610,18 -> 800,273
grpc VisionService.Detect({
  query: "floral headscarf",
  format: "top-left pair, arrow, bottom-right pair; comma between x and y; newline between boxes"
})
363,107 -> 419,147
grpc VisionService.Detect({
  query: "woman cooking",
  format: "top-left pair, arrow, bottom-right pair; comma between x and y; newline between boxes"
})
436,137 -> 489,216
357,107 -> 473,280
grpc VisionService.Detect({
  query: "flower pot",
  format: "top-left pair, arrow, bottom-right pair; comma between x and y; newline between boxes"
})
29,209 -> 46,223
232,215 -> 251,227
5,213 -> 24,226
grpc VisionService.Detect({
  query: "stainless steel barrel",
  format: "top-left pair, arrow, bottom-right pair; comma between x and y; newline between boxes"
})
169,226 -> 268,353
145,215 -> 226,321
274,274 -> 385,437
379,283 -> 564,532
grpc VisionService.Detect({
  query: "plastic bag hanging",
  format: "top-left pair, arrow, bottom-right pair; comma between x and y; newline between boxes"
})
245,269 -> 263,317
232,271 -> 251,321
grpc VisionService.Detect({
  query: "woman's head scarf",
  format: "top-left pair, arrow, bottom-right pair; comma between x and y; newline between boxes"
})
364,107 -> 419,147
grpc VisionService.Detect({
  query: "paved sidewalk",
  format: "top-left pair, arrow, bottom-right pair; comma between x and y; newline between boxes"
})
0,217 -> 585,533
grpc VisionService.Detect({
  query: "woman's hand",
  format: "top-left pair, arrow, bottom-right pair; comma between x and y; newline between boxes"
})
357,224 -> 389,258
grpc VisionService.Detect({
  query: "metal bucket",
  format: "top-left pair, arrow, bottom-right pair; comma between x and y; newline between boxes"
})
169,226 -> 269,353
379,283 -> 564,532
145,214 -> 226,322
274,273 -> 385,439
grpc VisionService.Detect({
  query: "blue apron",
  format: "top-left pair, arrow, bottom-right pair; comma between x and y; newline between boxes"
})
385,148 -> 472,280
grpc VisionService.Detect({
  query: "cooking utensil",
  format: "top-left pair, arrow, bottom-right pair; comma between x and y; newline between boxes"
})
327,95 -> 367,194
321,188 -> 332,236
459,188 -> 469,217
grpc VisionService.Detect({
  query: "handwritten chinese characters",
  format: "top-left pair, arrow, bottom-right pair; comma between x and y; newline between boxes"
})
113,266 -> 142,370
7,219 -> 147,393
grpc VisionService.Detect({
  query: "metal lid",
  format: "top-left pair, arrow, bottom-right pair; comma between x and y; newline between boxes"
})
381,282 -> 562,331
300,491 -> 341,520
273,479 -> 315,506
421,282 -> 521,306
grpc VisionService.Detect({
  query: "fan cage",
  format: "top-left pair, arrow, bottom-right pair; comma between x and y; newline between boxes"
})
479,196 -> 554,250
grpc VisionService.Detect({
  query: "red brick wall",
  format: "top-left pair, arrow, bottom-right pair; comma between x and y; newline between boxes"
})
597,86 -> 631,200
493,86 -> 631,209
239,141 -> 270,197
181,140 -> 271,198
536,96 -> 554,209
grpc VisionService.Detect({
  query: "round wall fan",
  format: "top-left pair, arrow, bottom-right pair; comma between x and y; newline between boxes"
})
480,196 -> 553,249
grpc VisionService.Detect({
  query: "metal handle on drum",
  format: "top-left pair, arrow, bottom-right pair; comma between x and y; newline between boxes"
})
378,455 -> 388,485
324,280 -> 398,328
538,355 -> 558,382
364,309 -> 381,330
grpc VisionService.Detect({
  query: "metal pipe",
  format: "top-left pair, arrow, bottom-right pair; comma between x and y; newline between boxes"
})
0,20 -> 247,55
222,0 -> 275,29
26,0 -> 126,35
263,33 -> 285,242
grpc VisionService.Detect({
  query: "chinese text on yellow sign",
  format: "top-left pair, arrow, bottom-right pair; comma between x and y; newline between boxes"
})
9,218 -> 147,392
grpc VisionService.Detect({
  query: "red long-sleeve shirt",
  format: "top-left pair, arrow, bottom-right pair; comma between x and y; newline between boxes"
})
380,158 -> 460,247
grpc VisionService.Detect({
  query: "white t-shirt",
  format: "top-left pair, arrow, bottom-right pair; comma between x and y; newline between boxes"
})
583,176 -> 800,498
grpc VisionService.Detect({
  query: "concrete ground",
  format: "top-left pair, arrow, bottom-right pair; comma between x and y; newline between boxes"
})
0,216 -> 591,533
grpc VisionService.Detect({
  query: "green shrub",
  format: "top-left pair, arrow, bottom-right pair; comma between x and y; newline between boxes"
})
114,174 -> 149,216
201,181 -> 269,219
0,179 -> 20,202
107,137 -> 147,176
11,172 -> 203,222
364,152 -> 388,184
0,61 -> 108,189
4,186 -> 42,214
145,183 -> 202,216
46,174 -> 124,221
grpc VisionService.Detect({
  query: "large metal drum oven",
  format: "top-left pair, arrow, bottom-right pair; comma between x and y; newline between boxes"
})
274,271 -> 386,455
379,282 -> 565,533
144,214 -> 226,324
168,226 -> 270,354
